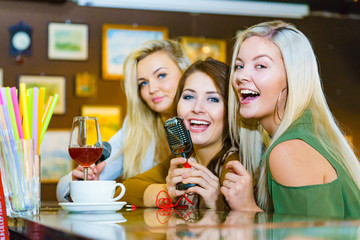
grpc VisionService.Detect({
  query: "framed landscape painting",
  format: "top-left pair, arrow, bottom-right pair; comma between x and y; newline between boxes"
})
181,36 -> 227,63
81,105 -> 121,141
18,75 -> 66,114
102,24 -> 168,80
40,129 -> 72,183
48,22 -> 89,60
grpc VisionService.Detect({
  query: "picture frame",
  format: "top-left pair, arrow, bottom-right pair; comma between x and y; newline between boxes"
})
39,129 -> 72,183
181,36 -> 227,63
102,24 -> 168,80
81,105 -> 122,141
75,72 -> 97,98
48,22 -> 89,61
18,75 -> 66,115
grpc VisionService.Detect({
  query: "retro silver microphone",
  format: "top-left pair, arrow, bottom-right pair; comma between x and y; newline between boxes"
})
164,116 -> 197,190
164,116 -> 192,158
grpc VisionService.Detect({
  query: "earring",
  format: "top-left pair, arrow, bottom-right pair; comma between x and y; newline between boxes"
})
275,87 -> 287,121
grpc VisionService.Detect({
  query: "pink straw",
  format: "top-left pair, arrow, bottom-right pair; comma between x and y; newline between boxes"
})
11,87 -> 24,139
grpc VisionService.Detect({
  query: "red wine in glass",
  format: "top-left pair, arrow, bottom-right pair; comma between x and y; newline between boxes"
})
68,147 -> 103,168
69,116 -> 103,180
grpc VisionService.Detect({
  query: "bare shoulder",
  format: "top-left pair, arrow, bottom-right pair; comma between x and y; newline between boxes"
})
269,139 -> 337,187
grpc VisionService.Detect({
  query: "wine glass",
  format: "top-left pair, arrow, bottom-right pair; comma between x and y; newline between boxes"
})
68,116 -> 103,181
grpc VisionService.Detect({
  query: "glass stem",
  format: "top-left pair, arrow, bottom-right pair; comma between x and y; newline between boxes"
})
84,167 -> 88,181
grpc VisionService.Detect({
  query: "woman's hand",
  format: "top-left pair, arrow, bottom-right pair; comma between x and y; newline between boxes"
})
71,161 -> 106,181
220,161 -> 262,212
166,157 -> 190,201
181,159 -> 220,209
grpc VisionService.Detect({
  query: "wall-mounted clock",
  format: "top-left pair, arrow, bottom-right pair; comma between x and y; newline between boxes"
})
9,21 -> 33,57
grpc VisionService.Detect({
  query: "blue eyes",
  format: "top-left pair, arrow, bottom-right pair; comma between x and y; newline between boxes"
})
158,73 -> 166,79
138,73 -> 167,88
256,64 -> 266,69
138,81 -> 148,88
183,95 -> 194,100
182,94 -> 220,103
209,97 -> 219,103
234,64 -> 243,70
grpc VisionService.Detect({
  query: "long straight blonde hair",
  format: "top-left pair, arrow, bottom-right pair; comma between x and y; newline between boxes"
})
120,39 -> 190,180
228,20 -> 360,210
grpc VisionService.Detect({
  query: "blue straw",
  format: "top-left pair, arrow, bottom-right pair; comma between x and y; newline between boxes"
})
0,104 -> 28,210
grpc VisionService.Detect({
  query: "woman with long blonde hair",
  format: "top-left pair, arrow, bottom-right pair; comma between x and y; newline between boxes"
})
57,39 -> 190,202
221,20 -> 360,217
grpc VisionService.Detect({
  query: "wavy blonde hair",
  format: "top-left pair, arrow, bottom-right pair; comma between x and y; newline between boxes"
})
120,39 -> 190,180
228,20 -> 360,210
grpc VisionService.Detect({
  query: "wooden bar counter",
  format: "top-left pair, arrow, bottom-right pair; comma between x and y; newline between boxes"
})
7,202 -> 360,239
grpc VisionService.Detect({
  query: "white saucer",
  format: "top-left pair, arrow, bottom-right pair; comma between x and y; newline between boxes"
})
59,201 -> 126,213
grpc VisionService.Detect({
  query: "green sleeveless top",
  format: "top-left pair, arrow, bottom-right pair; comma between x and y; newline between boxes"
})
264,110 -> 360,218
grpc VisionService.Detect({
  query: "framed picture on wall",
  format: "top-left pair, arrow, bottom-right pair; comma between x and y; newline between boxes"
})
18,75 -> 66,114
81,105 -> 122,141
181,36 -> 227,64
75,72 -> 97,98
40,129 -> 72,183
48,22 -> 89,61
102,24 -> 168,80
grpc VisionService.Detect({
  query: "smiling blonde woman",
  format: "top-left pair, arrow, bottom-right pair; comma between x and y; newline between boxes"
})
57,39 -> 190,202
222,20 -> 360,218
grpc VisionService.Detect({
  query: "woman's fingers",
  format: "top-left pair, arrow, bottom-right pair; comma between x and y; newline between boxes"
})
180,165 -> 220,208
72,169 -> 85,180
72,164 -> 99,180
220,185 -> 229,196
169,175 -> 184,187
222,179 -> 245,192
169,157 -> 187,171
185,183 -> 219,209
182,170 -> 219,190
167,158 -> 222,208
96,161 -> 106,174
225,161 -> 250,177
182,176 -> 209,189
89,162 -> 106,180
167,158 -> 191,200
222,161 -> 251,192
224,172 -> 241,182
187,160 -> 218,182
221,163 -> 260,211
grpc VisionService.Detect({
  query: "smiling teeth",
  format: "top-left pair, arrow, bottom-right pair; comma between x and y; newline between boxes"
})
241,89 -> 258,94
190,120 -> 209,125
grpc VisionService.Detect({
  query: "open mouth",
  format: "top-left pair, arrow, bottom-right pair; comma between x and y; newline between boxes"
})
189,119 -> 210,131
240,89 -> 260,101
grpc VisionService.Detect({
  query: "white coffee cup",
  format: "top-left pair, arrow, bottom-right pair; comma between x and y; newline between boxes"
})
70,180 -> 126,203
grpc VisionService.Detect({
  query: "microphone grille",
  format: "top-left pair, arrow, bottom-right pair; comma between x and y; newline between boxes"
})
164,117 -> 192,155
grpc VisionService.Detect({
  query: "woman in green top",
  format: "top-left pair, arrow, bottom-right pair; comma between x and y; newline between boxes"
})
221,20 -> 360,217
